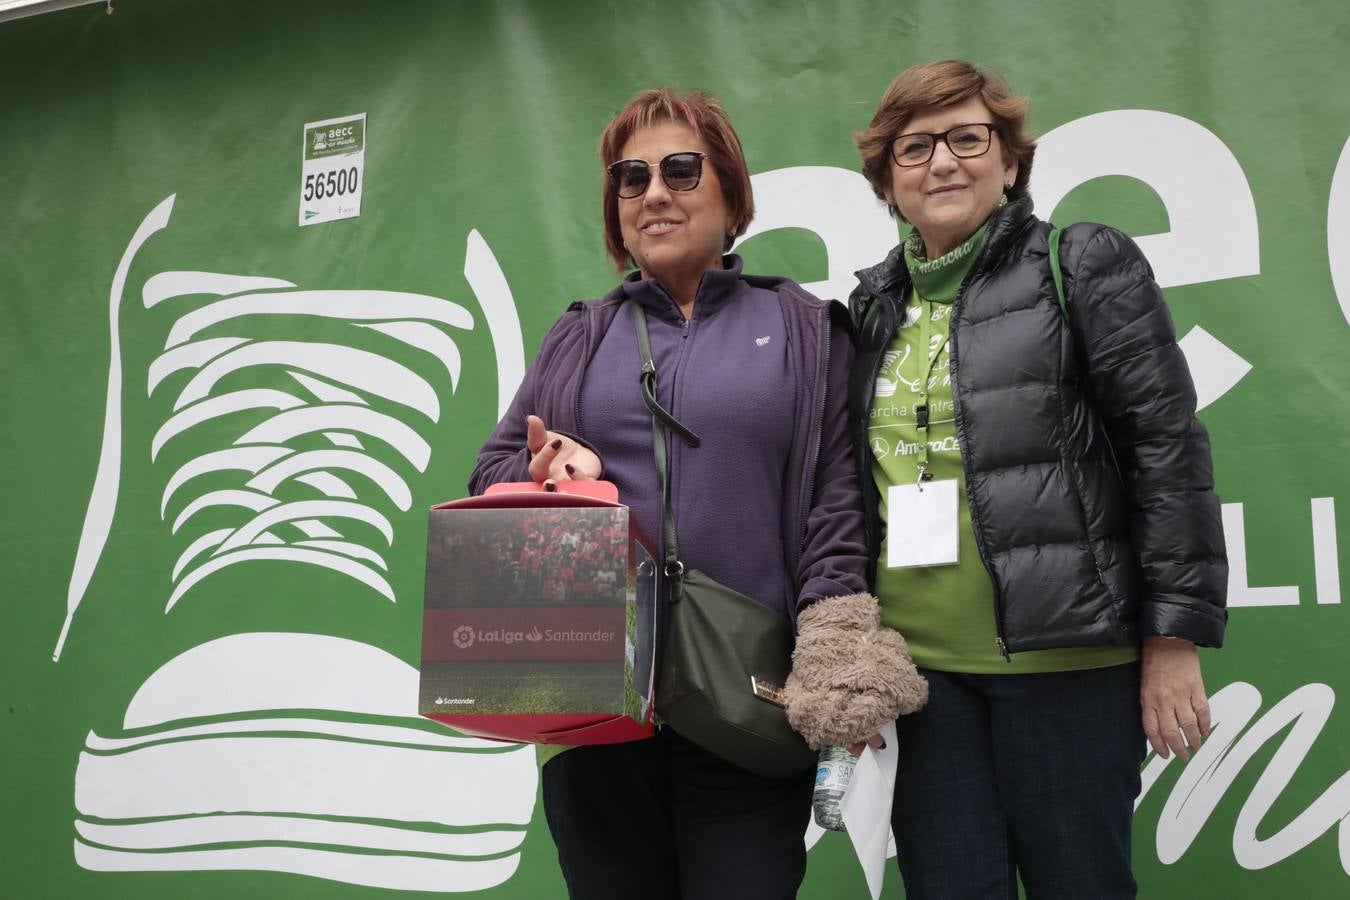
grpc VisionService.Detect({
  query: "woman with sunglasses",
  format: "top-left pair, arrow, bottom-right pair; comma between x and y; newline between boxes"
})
846,60 -> 1228,898
470,87 -> 921,900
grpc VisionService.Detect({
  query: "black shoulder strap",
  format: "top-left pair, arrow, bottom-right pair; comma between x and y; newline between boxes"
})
631,302 -> 700,576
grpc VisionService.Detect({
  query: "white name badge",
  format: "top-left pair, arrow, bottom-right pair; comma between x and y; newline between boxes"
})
887,479 -> 960,568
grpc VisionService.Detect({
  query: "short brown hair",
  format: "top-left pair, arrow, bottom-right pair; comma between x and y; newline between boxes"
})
598,88 -> 754,271
855,60 -> 1037,221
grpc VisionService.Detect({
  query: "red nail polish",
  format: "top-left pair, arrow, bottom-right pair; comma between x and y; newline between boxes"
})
544,482 -> 557,492
550,439 -> 562,451
564,464 -> 575,476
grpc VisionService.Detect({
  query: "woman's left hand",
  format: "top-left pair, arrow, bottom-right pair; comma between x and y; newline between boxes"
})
847,734 -> 887,758
1141,635 -> 1211,762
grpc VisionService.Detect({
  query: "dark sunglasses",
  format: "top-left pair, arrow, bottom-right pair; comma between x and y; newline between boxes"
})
607,151 -> 708,199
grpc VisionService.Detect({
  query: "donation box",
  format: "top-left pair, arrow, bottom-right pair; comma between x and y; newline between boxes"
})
419,481 -> 658,745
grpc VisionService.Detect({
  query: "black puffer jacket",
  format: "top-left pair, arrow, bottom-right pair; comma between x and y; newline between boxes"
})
848,198 -> 1227,654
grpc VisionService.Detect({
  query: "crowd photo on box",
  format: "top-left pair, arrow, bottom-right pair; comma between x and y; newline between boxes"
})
429,508 -> 629,607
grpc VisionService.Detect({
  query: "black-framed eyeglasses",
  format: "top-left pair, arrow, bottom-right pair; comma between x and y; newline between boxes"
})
891,123 -> 996,167
608,151 -> 708,199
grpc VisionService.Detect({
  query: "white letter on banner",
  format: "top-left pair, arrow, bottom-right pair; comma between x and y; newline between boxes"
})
1138,681 -> 1350,875
1222,503 -> 1300,607
1329,135 -> 1350,329
1312,497 -> 1341,605
736,167 -> 898,304
1033,110 -> 1257,409
1033,110 -> 1259,288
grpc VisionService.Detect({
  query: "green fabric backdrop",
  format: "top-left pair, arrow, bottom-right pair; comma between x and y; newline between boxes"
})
2,0 -> 1348,896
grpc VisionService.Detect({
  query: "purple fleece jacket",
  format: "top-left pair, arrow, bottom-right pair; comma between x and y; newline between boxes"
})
468,257 -> 867,624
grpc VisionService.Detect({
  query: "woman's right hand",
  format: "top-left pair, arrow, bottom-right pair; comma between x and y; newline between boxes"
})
526,415 -> 602,485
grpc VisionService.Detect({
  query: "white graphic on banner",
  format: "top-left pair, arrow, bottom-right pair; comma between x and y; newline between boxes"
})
60,195 -> 535,892
1176,325 -> 1253,412
74,633 -> 536,892
56,196 -> 176,662
145,275 -> 470,609
1138,681 -> 1350,874
466,229 -> 527,417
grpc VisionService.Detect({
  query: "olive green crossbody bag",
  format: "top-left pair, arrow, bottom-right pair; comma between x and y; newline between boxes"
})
631,302 -> 817,780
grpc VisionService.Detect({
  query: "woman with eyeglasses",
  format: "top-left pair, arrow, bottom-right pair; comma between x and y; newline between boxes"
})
469,87 -> 922,900
846,60 -> 1228,898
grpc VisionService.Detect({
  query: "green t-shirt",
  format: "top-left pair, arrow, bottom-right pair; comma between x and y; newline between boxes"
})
868,228 -> 1137,674
537,743 -> 569,767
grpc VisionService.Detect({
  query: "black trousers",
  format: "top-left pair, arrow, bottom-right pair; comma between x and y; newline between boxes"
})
542,726 -> 814,900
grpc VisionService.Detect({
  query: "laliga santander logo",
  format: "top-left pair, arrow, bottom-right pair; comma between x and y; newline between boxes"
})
446,622 -> 614,651
53,194 -> 541,893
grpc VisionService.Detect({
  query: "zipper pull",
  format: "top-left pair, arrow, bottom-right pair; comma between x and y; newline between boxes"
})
995,637 -> 1011,662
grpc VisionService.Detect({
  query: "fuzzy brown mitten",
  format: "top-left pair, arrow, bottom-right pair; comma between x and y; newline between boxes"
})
783,593 -> 928,749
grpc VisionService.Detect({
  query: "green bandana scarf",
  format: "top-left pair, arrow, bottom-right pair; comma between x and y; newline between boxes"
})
902,195 -> 1006,303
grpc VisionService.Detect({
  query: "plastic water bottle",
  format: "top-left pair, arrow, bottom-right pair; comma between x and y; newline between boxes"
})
812,745 -> 855,832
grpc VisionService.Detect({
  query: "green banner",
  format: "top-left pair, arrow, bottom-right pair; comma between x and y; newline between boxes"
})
2,0 -> 1347,896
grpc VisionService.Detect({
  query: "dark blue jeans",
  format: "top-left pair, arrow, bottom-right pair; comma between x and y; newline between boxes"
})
891,662 -> 1145,899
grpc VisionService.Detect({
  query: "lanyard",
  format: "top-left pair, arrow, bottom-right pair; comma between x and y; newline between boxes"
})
915,298 -> 950,485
